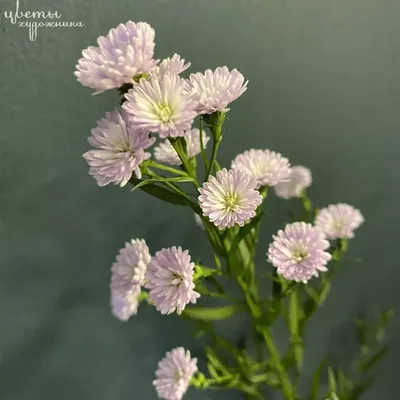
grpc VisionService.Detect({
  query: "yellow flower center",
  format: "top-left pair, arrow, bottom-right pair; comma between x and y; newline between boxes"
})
333,219 -> 344,230
155,103 -> 174,123
224,193 -> 240,212
292,246 -> 308,263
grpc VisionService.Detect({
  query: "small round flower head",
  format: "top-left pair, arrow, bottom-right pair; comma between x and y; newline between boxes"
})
83,109 -> 155,187
154,128 -> 210,165
267,222 -> 332,283
231,149 -> 291,189
145,246 -> 200,315
185,66 -> 248,114
153,347 -> 198,400
198,168 -> 263,230
123,73 -> 197,138
315,203 -> 364,240
111,287 -> 140,321
151,54 -> 191,79
274,165 -> 312,199
110,239 -> 151,321
74,21 -> 158,94
110,239 -> 151,292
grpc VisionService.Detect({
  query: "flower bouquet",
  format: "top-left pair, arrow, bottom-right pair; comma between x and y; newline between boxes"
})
75,21 -> 393,400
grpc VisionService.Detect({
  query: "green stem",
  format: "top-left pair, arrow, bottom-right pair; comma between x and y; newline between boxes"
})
147,160 -> 189,176
169,137 -> 200,187
236,276 -> 296,400
288,290 -> 303,376
300,190 -> 313,221
144,170 -> 196,207
199,116 -> 209,172
205,134 -> 222,181
261,328 -> 296,400
204,112 -> 225,181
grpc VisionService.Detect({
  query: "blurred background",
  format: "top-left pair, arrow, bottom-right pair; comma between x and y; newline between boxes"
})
1,0 -> 399,399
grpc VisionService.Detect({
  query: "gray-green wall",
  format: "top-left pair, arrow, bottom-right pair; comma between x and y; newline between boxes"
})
1,0 -> 399,399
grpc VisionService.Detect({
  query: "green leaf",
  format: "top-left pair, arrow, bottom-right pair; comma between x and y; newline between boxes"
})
318,281 -> 331,304
327,367 -> 337,393
337,369 -> 353,396
358,346 -> 388,373
129,178 -> 188,206
183,304 -> 244,320
193,265 -> 218,280
379,308 -> 394,326
309,357 -> 328,400
349,377 -> 375,399
237,382 -> 264,399
207,363 -> 220,379
205,346 -> 230,375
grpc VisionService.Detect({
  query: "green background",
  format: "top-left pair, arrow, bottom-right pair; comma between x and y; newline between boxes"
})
1,0 -> 399,399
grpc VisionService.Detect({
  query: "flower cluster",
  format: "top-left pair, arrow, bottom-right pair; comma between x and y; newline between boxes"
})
77,20 -> 368,400
78,21 -> 248,187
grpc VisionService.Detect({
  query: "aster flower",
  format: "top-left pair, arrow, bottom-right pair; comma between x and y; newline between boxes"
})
231,149 -> 291,189
151,54 -> 191,79
145,246 -> 200,315
74,21 -> 158,94
123,73 -> 197,138
154,128 -> 210,165
153,347 -> 198,400
185,66 -> 248,114
274,165 -> 312,199
111,288 -> 141,321
267,222 -> 332,283
315,203 -> 364,240
83,109 -> 155,187
198,168 -> 263,230
110,239 -> 151,321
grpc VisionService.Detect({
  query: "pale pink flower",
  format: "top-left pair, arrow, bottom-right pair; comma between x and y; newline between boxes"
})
315,204 -> 364,239
267,222 -> 332,283
123,74 -> 197,138
83,109 -> 155,187
198,168 -> 263,229
75,21 -> 158,93
231,149 -> 291,189
185,66 -> 248,114
153,347 -> 198,400
145,247 -> 200,315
